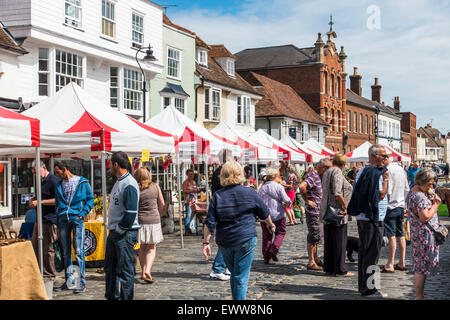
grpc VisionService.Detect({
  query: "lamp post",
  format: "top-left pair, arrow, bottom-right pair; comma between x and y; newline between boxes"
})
374,105 -> 380,144
135,44 -> 157,122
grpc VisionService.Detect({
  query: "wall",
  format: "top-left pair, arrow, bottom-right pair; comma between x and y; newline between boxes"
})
345,102 -> 377,153
377,113 -> 402,151
0,51 -> 22,100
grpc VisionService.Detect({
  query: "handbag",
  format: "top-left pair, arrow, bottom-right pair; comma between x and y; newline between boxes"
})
426,222 -> 448,246
323,205 -> 343,227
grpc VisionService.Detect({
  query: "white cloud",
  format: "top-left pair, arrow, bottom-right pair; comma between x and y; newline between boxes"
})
170,0 -> 450,132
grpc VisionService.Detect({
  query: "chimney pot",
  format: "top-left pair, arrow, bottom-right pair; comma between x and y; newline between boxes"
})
349,66 -> 362,96
371,77 -> 382,103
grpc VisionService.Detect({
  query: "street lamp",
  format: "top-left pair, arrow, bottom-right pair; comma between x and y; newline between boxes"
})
374,105 -> 380,143
135,44 -> 157,122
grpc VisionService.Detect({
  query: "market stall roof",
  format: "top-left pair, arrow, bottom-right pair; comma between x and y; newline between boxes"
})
0,106 -> 39,148
346,141 -> 372,162
281,136 -> 325,163
210,121 -> 278,162
145,105 -> 241,159
248,129 -> 307,163
0,83 -> 175,157
303,138 -> 334,157
382,144 -> 411,163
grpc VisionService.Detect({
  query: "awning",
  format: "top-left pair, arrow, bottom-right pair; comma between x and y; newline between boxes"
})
160,83 -> 190,97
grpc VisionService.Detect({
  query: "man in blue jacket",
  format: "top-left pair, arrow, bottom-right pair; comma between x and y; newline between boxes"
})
53,161 -> 94,294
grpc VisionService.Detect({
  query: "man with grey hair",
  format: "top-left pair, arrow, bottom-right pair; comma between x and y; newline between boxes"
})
348,144 -> 390,298
298,158 -> 331,270
30,160 -> 60,280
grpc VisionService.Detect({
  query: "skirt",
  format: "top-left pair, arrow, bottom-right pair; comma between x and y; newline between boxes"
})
138,223 -> 164,244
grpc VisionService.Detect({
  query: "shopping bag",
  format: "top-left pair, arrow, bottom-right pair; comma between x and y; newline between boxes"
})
403,220 -> 411,242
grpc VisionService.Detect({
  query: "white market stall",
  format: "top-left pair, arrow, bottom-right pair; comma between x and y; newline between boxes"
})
346,141 -> 372,163
303,138 -> 335,157
281,136 -> 325,163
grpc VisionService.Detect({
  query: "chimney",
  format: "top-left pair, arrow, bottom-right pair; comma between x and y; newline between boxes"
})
314,33 -> 325,63
394,96 -> 400,111
371,77 -> 381,103
349,67 -> 362,96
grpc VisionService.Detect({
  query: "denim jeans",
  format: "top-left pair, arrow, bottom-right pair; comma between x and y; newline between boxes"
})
212,249 -> 227,274
57,218 -> 85,289
219,237 -> 257,300
104,230 -> 138,300
184,203 -> 192,232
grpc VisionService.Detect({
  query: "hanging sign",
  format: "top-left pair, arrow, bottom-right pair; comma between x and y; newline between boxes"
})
141,149 -> 150,162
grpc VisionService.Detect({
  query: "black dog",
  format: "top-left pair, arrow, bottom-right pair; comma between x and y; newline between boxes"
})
346,236 -> 359,262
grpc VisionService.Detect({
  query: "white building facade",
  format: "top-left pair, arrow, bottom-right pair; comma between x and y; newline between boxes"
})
376,105 -> 402,152
0,0 -> 165,120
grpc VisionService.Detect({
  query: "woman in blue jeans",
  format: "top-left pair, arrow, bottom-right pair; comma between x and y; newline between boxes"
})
203,161 -> 275,300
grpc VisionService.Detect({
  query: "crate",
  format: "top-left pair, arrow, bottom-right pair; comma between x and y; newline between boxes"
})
438,205 -> 448,216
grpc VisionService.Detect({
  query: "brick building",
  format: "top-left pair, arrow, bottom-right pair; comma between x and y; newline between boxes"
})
396,98 -> 417,161
235,23 -> 348,151
345,67 -> 377,153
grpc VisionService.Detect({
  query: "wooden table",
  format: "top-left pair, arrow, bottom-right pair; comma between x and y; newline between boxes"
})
0,240 -> 47,300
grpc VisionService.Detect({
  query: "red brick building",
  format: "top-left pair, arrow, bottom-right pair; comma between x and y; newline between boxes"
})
235,25 -> 348,151
396,99 -> 417,161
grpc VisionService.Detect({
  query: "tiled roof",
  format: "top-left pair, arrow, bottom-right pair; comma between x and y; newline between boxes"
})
235,45 -> 317,71
196,36 -> 211,50
163,14 -> 196,36
346,89 -> 377,110
0,21 -> 27,54
420,126 -> 444,147
209,45 -> 235,59
251,72 -> 328,126
418,128 -> 442,148
196,55 -> 261,95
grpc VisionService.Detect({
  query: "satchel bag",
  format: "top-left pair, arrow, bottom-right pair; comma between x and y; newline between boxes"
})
426,222 -> 448,246
324,205 -> 343,227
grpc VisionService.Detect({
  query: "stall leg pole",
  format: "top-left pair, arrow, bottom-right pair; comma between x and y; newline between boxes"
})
177,153 -> 184,248
50,154 -> 54,175
35,147 -> 43,276
255,160 -> 259,189
156,158 -> 159,186
205,157 -> 209,208
90,159 -> 94,192
101,152 -> 108,256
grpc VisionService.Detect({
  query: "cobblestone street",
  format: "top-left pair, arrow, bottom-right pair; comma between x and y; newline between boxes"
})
52,216 -> 450,300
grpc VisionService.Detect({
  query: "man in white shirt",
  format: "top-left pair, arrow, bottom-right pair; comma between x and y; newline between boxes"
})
381,157 -> 410,273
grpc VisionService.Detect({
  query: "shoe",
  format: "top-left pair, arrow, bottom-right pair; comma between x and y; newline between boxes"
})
362,290 -> 388,298
315,260 -> 324,267
73,286 -> 86,294
307,264 -> 323,271
209,271 -> 230,281
394,264 -> 407,271
269,250 -> 279,262
53,283 -> 70,292
224,268 -> 231,276
380,267 -> 395,273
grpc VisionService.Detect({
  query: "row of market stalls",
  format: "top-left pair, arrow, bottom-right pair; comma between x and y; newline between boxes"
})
0,82 -> 412,282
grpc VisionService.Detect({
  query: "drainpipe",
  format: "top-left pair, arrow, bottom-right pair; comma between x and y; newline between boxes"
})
195,76 -> 204,122
266,116 -> 272,136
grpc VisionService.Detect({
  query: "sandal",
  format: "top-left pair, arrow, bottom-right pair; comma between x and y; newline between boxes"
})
307,264 -> 323,271
380,267 -> 395,273
394,264 -> 407,271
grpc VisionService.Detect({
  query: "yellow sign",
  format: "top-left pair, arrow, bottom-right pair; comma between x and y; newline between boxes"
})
129,157 -> 133,166
141,149 -> 150,162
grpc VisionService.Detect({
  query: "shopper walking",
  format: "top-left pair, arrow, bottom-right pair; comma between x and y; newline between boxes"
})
134,168 -> 164,284
53,161 -> 94,294
30,160 -> 59,280
299,158 -> 331,270
104,151 -> 140,300
203,161 -> 275,300
320,154 -> 354,277
381,157 -> 409,273
406,168 -> 441,300
408,162 -> 421,188
182,169 -> 200,235
258,168 -> 292,264
284,164 -> 300,225
348,144 -> 389,298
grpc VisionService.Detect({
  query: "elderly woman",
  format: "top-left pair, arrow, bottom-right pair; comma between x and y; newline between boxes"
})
258,168 -> 292,264
202,161 -> 275,300
405,168 -> 442,300
320,153 -> 354,277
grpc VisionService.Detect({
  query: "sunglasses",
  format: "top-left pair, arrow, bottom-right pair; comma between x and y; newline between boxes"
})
378,154 -> 389,159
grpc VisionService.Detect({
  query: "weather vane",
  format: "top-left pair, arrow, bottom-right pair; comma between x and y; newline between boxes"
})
329,14 -> 334,31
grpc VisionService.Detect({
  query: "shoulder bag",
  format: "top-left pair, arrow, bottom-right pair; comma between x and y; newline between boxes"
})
323,169 -> 344,227
425,222 -> 448,246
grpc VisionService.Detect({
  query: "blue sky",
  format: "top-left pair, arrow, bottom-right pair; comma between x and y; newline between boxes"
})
161,0 -> 450,134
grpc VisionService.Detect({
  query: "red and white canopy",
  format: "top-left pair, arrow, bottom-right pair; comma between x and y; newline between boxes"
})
11,83 -> 175,156
0,106 -> 40,148
346,141 -> 372,162
248,129 -> 307,163
145,106 -> 241,160
303,138 -> 334,157
210,122 -> 277,162
383,144 -> 411,163
281,136 -> 325,163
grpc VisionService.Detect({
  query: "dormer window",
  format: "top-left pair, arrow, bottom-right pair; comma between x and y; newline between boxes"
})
226,59 -> 235,76
197,49 -> 208,67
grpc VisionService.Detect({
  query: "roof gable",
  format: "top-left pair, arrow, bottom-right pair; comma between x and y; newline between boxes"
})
0,20 -> 28,54
163,14 -> 196,36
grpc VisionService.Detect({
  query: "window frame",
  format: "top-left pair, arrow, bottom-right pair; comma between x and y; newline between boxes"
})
365,115 -> 368,134
161,94 -> 187,115
353,112 -> 357,133
101,0 -> 116,39
123,68 -> 143,112
131,12 -> 144,49
359,113 -> 363,133
167,47 -> 182,80
197,49 -> 208,67
0,159 -> 12,217
64,0 -> 82,29
109,66 -> 119,108
55,49 -> 84,92
347,110 -> 351,132
226,59 -> 235,77
211,89 -> 221,121
38,48 -> 50,96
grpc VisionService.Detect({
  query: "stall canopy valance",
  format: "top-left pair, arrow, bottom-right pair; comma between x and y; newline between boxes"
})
303,138 -> 334,157
0,106 -> 39,148
281,136 -> 325,163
